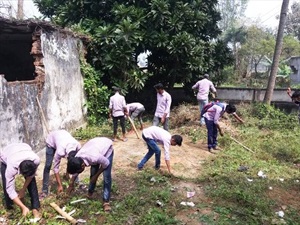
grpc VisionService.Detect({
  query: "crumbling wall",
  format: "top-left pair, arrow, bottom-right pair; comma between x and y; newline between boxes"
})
0,29 -> 87,152
40,30 -> 86,131
0,77 -> 45,150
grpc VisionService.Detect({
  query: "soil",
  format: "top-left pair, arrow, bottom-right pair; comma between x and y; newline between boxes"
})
35,124 -> 217,224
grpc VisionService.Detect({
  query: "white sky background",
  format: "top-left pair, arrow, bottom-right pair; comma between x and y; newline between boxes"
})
0,0 -> 296,29
245,0 -> 299,29
0,0 -> 42,18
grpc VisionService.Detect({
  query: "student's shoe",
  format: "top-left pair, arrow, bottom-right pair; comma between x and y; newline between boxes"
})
39,192 -> 47,200
103,202 -> 112,212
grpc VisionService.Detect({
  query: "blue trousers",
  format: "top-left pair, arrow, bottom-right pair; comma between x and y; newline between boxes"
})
1,162 -> 40,210
138,135 -> 161,169
152,116 -> 169,131
198,99 -> 208,125
88,151 -> 114,202
42,145 -> 55,194
205,118 -> 218,149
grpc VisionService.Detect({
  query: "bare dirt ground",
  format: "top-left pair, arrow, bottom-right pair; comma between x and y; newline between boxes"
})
34,123 -> 217,224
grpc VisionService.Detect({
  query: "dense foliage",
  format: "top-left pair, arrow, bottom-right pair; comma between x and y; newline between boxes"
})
34,0 -> 233,90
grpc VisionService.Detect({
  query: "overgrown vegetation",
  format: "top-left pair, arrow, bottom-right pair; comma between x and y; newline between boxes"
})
2,103 -> 300,224
80,59 -> 110,125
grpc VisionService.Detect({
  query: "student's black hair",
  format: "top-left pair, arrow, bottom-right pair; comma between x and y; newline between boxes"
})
172,135 -> 183,146
67,157 -> 84,174
291,90 -> 300,99
153,83 -> 164,90
19,160 -> 37,177
67,150 -> 77,160
225,104 -> 236,114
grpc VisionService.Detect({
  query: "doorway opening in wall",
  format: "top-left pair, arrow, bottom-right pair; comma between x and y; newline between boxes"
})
0,33 -> 36,82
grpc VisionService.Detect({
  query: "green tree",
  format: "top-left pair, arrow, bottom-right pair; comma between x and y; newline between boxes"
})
239,26 -> 275,79
286,1 -> 300,41
282,35 -> 300,58
217,0 -> 248,32
34,0 -> 233,90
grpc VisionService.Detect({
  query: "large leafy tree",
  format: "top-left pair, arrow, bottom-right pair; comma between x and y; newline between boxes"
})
285,1 -> 300,41
217,0 -> 248,32
34,0 -> 233,90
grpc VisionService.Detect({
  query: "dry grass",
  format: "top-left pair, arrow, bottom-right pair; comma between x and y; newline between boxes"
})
170,104 -> 200,128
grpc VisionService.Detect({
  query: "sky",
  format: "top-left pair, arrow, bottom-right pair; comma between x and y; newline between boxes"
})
245,0 -> 297,29
0,0 -> 296,29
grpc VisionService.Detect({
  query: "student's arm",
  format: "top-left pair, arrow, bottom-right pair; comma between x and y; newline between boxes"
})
90,166 -> 105,184
16,176 -> 34,216
165,160 -> 171,174
232,112 -> 244,124
53,154 -> 64,192
162,94 -> 172,124
54,173 -> 63,193
216,123 -> 224,136
67,174 -> 78,194
287,87 -> 292,98
18,176 -> 33,199
13,196 -> 30,216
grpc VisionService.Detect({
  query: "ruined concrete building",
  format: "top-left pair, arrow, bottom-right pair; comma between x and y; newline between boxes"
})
0,17 -> 88,152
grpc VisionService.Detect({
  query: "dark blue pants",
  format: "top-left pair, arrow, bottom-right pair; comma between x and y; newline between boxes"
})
88,150 -> 114,202
113,116 -> 126,135
138,135 -> 161,169
1,162 -> 40,210
42,145 -> 55,194
205,118 -> 218,150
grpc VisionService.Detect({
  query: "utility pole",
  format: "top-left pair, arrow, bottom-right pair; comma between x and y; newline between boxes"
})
17,0 -> 24,20
263,0 -> 290,104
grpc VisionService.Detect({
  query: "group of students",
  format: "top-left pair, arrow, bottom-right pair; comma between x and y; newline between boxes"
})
108,82 -> 172,143
192,74 -> 244,151
0,82 -> 182,219
1,131 -> 115,219
3,80 -> 297,220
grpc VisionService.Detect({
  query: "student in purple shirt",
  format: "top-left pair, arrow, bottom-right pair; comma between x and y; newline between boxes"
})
126,102 -> 145,132
202,103 -> 243,152
66,137 -> 114,212
40,130 -> 81,198
0,143 -> 40,218
192,74 -> 217,125
137,126 -> 182,174
109,86 -> 128,141
153,83 -> 172,131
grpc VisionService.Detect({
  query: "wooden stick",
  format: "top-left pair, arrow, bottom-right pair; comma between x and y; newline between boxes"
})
128,117 -> 140,139
230,136 -> 255,153
50,202 -> 77,224
36,96 -> 50,134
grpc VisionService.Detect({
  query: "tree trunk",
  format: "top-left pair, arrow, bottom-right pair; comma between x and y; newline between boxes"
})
17,0 -> 24,20
263,0 -> 289,104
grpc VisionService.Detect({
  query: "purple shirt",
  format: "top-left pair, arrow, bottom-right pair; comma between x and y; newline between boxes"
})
192,78 -> 216,100
46,130 -> 81,173
126,102 -> 144,113
154,91 -> 172,118
75,137 -> 113,169
109,92 -> 126,117
142,126 -> 172,160
0,143 -> 40,200
203,103 -> 227,124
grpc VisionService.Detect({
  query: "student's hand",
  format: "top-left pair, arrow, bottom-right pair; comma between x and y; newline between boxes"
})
18,189 -> 25,199
21,206 -> 30,216
161,117 -> 165,124
57,185 -> 63,193
67,185 -> 74,194
219,130 -> 224,136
